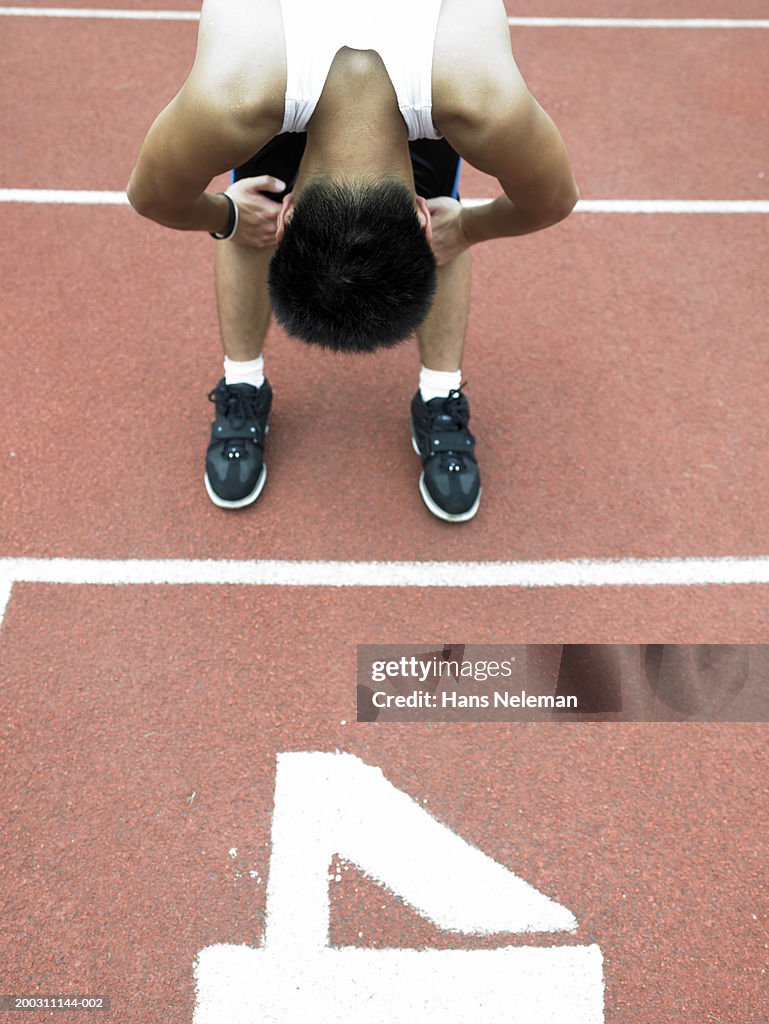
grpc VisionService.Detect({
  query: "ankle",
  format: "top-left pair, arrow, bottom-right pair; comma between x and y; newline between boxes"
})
223,354 -> 265,389
419,365 -> 462,403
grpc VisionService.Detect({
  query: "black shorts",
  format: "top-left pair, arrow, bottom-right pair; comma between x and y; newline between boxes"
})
233,134 -> 461,202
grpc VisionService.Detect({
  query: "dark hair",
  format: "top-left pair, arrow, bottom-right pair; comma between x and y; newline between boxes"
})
268,177 -> 437,352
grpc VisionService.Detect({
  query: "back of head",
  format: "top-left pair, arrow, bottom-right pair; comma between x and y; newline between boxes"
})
268,178 -> 437,353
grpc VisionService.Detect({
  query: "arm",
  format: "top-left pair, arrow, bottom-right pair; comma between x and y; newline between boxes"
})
427,88 -> 578,267
126,81 -> 275,235
126,0 -> 283,236
430,5 -> 578,263
451,89 -> 579,245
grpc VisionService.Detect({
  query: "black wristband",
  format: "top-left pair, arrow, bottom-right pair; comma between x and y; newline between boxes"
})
209,192 -> 238,240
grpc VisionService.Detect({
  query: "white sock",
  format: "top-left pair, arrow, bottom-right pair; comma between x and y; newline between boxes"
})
419,365 -> 462,403
223,354 -> 265,389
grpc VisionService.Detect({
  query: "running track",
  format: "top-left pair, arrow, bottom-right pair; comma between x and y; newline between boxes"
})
0,4 -> 767,1023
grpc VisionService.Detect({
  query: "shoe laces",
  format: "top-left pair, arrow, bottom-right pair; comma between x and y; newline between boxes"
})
208,382 -> 267,460
438,384 -> 469,429
208,382 -> 265,430
428,383 -> 473,472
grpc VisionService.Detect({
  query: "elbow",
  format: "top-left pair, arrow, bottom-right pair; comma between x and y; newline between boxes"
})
549,180 -> 580,225
519,180 -> 579,233
126,176 -> 145,216
126,173 -> 157,220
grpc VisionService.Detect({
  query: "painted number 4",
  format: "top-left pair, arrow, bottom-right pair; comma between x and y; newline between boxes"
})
194,752 -> 604,1023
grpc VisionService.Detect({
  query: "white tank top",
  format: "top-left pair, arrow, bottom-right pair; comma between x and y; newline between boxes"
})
279,0 -> 444,141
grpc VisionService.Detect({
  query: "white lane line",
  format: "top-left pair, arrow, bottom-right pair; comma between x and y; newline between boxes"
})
0,578 -> 13,630
0,189 -> 131,204
0,6 -> 199,18
469,198 -> 769,214
3,555 -> 769,588
3,190 -> 769,214
508,17 -> 769,28
576,199 -> 769,214
1,8 -> 768,26
4,555 -> 769,630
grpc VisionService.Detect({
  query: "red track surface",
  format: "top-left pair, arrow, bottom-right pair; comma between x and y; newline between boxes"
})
1,4 -> 768,1024
2,208 -> 769,560
3,20 -> 769,196
2,589 -> 768,1023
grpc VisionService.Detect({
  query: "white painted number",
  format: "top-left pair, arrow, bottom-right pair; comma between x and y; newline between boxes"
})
194,752 -> 604,1023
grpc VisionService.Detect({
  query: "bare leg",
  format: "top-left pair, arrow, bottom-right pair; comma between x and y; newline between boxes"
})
215,240 -> 276,360
416,249 -> 471,371
205,241 -> 275,510
411,249 -> 479,522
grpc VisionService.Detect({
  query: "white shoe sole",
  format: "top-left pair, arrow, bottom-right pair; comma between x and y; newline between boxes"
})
410,426 -> 421,456
204,463 -> 267,509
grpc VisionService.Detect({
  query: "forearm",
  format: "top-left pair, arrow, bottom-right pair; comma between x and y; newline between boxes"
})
126,175 -> 232,234
126,91 -> 243,235
460,186 -> 578,244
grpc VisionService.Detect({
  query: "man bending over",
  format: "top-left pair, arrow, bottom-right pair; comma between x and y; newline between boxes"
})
127,0 -> 578,522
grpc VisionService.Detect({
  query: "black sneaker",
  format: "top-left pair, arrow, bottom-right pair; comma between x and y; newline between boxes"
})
204,378 -> 272,508
410,386 -> 481,522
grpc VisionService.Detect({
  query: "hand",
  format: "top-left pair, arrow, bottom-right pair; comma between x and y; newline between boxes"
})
426,196 -> 472,267
225,175 -> 286,248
